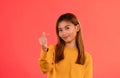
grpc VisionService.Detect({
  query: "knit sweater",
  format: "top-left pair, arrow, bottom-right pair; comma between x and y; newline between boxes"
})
38,45 -> 93,78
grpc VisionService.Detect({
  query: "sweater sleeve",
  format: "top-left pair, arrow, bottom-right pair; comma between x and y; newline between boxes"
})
38,45 -> 55,74
84,52 -> 93,78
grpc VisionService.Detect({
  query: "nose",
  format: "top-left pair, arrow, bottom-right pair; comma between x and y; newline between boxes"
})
61,30 -> 67,36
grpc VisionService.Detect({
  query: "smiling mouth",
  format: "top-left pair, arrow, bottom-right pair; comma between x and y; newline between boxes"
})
63,36 -> 69,39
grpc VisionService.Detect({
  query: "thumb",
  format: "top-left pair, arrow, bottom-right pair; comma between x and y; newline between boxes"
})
42,32 -> 50,38
42,32 -> 46,37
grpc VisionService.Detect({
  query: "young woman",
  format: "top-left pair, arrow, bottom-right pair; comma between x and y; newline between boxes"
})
38,13 -> 93,78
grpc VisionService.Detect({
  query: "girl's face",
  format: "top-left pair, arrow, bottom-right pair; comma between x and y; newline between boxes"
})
58,21 -> 79,43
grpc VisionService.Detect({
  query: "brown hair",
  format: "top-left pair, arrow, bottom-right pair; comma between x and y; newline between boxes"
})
55,13 -> 86,65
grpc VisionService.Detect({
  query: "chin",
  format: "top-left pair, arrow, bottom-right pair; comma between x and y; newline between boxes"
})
64,40 -> 72,43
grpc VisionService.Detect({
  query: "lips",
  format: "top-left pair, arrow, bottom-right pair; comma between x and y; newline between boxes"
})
62,36 -> 69,39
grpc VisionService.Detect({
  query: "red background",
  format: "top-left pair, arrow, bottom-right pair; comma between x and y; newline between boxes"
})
0,0 -> 120,78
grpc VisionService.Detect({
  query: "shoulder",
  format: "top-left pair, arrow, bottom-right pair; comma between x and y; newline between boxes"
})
48,45 -> 56,50
85,51 -> 92,58
84,51 -> 93,65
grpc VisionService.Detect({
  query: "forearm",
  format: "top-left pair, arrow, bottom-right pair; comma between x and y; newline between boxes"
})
39,58 -> 53,73
38,47 -> 54,73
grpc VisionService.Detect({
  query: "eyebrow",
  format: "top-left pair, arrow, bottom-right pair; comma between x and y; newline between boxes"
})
58,25 -> 70,29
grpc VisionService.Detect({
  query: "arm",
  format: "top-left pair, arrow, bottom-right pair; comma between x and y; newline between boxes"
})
38,45 -> 55,74
84,53 -> 93,78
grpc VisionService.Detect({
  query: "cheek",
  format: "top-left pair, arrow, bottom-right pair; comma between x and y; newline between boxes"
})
70,31 -> 77,38
58,32 -> 62,37
69,29 -> 76,35
69,27 -> 76,33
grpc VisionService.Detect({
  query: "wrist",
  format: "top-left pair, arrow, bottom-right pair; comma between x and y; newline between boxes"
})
44,48 -> 48,52
42,45 -> 49,52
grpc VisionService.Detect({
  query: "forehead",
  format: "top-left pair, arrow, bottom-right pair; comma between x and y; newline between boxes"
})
58,21 -> 73,29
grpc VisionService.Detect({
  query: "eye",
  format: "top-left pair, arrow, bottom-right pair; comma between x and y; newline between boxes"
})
65,27 -> 70,30
58,29 -> 62,32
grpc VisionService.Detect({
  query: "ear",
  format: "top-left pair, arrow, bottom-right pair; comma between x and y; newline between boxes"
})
76,24 -> 80,32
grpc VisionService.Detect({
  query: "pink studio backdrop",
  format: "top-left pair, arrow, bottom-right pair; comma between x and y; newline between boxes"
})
0,0 -> 120,78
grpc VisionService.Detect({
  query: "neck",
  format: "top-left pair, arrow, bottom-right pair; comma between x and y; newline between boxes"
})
65,39 -> 77,48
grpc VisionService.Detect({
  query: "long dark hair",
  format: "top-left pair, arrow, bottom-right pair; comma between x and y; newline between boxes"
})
55,13 -> 85,65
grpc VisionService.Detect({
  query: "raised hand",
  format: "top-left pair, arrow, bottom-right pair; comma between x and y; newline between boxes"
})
38,32 -> 49,51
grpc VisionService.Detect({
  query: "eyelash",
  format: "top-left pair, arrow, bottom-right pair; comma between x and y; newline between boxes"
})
58,27 -> 69,32
58,30 -> 62,32
66,27 -> 69,29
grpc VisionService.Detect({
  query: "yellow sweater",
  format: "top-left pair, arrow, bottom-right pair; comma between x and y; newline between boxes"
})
38,45 -> 93,78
